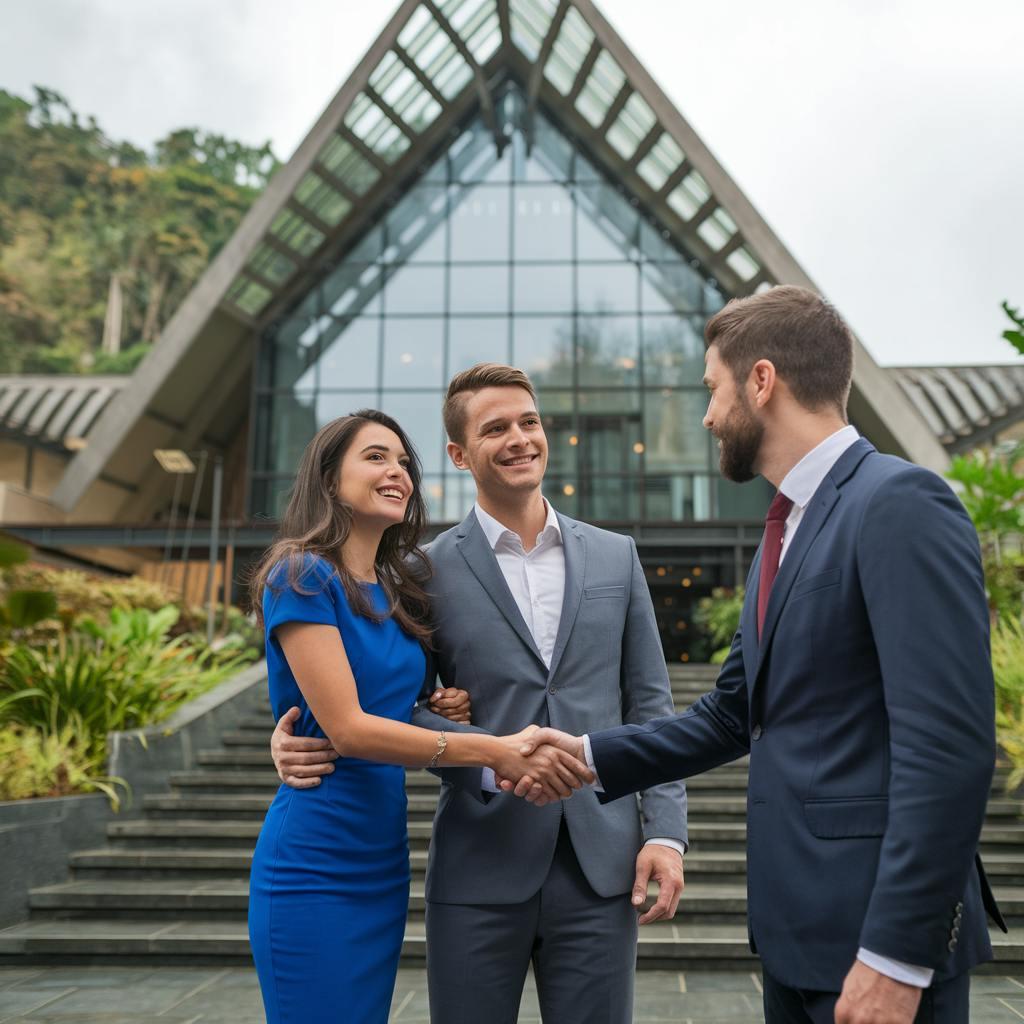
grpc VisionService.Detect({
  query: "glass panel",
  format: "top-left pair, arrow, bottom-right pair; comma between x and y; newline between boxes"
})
513,264 -> 573,314
294,172 -> 352,227
576,52 -> 625,128
270,209 -> 325,257
638,221 -> 685,263
696,208 -> 737,253
258,391 -> 317,474
346,225 -> 385,263
315,390 -> 380,427
577,389 -> 641,415
449,317 -> 509,375
642,314 -> 705,386
443,470 -> 479,521
450,186 -> 510,260
637,134 -> 684,192
318,317 -> 381,389
576,315 -> 639,387
510,0 -> 556,60
250,476 -> 296,520
513,185 -> 572,261
228,277 -> 273,316
382,317 -> 445,388
607,94 -> 656,161
584,477 -> 641,521
386,185 -> 448,263
643,389 -> 709,470
718,476 -> 774,519
641,262 -> 703,315
643,473 -> 710,522
317,135 -> 380,195
513,113 -> 573,183
266,315 -> 320,392
384,264 -> 446,314
545,7 -> 594,94
726,246 -> 760,283
513,317 -> 573,387
576,183 -> 638,260
322,263 -> 382,317
449,264 -> 508,313
378,390 -> 445,474
421,474 -> 445,521
667,171 -> 711,222
248,243 -> 295,286
539,403 -> 578,476
577,263 -> 638,314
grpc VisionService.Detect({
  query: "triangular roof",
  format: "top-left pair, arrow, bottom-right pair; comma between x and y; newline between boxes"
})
50,0 -> 948,515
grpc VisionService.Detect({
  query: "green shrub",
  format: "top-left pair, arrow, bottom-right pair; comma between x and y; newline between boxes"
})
993,616 -> 1024,791
693,587 -> 745,664
0,606 -> 253,765
0,723 -> 126,808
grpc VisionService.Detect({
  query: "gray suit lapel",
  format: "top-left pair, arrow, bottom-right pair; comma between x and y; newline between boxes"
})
454,511 -> 546,668
546,515 -> 586,682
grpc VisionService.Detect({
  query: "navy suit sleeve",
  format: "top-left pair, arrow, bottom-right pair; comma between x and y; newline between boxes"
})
855,468 -> 995,968
410,646 -> 494,805
591,621 -> 751,801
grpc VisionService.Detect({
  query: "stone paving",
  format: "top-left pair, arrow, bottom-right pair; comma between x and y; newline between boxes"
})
2,967 -> 1024,1022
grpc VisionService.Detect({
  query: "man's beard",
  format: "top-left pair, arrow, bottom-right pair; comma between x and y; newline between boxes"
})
716,396 -> 763,483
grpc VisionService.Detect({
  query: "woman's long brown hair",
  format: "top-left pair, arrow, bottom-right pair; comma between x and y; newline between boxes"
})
249,409 -> 432,644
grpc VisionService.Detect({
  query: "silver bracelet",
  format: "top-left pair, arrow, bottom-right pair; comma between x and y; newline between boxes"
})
428,730 -> 447,769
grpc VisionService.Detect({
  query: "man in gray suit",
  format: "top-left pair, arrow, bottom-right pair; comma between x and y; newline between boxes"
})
271,363 -> 687,1023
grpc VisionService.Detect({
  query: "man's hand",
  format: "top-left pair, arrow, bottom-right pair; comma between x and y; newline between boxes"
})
633,845 -> 685,925
428,687 -> 472,724
494,728 -> 587,805
270,707 -> 339,789
834,960 -> 923,1024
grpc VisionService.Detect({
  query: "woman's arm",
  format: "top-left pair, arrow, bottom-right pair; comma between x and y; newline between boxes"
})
278,622 -> 590,799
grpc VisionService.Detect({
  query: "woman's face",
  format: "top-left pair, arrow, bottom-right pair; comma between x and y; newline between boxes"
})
336,422 -> 413,529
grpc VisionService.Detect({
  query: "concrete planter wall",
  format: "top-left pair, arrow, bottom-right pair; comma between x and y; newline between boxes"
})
0,659 -> 268,928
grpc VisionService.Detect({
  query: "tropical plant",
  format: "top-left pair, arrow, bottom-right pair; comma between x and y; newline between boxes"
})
0,722 -> 126,808
0,536 -> 57,638
693,587 -> 745,664
991,617 -> 1024,791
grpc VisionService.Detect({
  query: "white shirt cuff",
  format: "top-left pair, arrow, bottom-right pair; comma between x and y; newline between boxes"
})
857,948 -> 933,988
644,838 -> 687,857
582,734 -> 604,792
481,767 -> 499,793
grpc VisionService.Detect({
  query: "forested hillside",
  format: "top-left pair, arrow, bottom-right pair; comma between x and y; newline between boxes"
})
0,87 -> 278,374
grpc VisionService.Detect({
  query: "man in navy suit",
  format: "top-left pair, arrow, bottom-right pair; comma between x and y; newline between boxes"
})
515,286 -> 1003,1023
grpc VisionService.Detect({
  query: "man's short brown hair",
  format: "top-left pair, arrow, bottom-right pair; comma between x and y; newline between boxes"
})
705,285 -> 854,414
443,363 -> 538,444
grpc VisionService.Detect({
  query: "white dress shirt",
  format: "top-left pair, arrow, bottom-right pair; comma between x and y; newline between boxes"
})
474,501 -> 685,861
587,425 -> 931,988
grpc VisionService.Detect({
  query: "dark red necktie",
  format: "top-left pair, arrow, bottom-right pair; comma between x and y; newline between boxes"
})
757,491 -> 794,640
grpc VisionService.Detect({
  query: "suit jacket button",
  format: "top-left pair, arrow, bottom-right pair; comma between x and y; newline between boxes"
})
751,725 -> 763,741
955,901 -> 964,913
948,938 -> 957,952
951,926 -> 960,939
549,687 -> 556,694
953,913 -> 962,927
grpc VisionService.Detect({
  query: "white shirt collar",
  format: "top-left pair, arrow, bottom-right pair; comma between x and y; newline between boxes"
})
779,424 -> 860,510
474,498 -> 562,551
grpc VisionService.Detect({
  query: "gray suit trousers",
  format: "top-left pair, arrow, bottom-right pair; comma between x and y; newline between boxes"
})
425,820 -> 638,1024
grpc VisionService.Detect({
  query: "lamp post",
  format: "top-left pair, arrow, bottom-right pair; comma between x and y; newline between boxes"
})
153,448 -> 223,646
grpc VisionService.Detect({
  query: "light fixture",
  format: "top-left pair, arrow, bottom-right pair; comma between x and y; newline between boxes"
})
681,578 -> 692,588
563,484 -> 576,496
569,435 -> 579,446
692,566 -> 703,576
633,442 -> 645,454
153,449 -> 197,474
64,436 -> 88,451
400,353 -> 414,365
656,567 -> 666,577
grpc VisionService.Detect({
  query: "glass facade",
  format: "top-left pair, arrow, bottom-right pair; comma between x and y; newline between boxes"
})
251,87 -> 773,532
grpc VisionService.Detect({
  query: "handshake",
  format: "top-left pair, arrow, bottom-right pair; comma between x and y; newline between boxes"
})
491,726 -> 590,806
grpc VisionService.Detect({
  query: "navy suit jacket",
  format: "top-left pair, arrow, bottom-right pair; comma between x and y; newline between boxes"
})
590,438 -> 1004,990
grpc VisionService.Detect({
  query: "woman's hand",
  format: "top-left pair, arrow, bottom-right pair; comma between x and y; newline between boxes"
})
428,687 -> 472,724
489,729 -> 594,802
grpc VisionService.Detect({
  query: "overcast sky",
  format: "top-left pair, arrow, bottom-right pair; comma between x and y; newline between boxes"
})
3,0 -> 1021,367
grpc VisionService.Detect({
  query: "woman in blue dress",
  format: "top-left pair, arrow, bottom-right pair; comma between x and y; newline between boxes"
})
247,409 -> 592,1024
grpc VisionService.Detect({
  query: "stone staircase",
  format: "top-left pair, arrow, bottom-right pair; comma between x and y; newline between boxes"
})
2,664 -> 1022,969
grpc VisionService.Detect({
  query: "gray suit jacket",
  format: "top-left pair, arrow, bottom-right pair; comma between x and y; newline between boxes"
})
411,508 -> 687,904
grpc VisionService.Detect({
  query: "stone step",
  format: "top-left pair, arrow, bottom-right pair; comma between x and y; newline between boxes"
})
0,917 -> 759,969
26,880 -> 755,923
142,791 -> 766,823
3,916 -> 1020,970
69,847 -> 755,885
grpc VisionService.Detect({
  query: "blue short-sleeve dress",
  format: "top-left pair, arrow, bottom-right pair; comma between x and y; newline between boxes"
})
248,554 -> 426,1024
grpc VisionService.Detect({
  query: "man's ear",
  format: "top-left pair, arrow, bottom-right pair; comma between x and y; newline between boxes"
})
446,440 -> 469,471
749,359 -> 777,409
